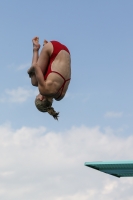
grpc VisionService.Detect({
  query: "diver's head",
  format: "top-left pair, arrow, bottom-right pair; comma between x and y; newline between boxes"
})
35,94 -> 59,120
35,94 -> 53,112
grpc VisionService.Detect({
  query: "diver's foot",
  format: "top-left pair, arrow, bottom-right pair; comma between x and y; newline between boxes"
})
43,40 -> 48,46
32,36 -> 40,51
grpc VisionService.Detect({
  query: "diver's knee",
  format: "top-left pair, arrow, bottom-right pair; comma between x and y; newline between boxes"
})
31,79 -> 38,86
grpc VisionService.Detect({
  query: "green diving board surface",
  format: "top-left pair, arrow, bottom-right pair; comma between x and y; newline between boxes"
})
84,161 -> 133,178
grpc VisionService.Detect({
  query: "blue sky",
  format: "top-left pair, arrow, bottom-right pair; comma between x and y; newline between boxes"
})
0,0 -> 133,132
0,1 -> 133,199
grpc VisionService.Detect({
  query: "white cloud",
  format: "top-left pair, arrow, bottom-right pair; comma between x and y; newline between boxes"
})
6,63 -> 30,70
105,111 -> 123,118
0,124 -> 132,199
0,97 -> 5,103
0,87 -> 38,103
17,63 -> 30,70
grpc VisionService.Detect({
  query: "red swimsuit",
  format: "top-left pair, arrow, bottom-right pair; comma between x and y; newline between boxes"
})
44,41 -> 71,100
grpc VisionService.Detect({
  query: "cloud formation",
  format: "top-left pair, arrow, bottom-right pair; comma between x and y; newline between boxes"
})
105,111 -> 123,118
0,87 -> 38,103
17,63 -> 30,70
0,124 -> 133,200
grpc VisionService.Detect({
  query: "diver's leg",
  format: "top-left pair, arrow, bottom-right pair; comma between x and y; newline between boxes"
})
28,49 -> 39,86
37,42 -> 52,74
28,48 -> 39,74
27,37 -> 40,77
30,43 -> 52,90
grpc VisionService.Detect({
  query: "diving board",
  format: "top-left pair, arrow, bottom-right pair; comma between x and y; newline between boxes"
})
84,160 -> 133,178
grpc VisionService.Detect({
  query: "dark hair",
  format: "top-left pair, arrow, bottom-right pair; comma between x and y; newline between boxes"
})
35,98 -> 59,120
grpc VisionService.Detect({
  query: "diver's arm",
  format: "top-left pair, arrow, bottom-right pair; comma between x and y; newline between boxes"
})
32,49 -> 39,65
34,64 -> 56,97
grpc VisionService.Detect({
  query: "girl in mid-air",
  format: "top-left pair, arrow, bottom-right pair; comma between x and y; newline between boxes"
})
28,37 -> 71,120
